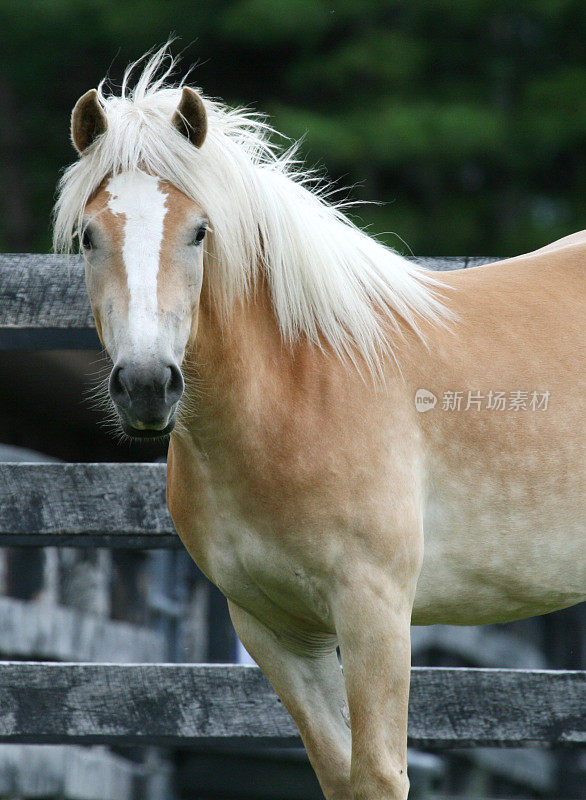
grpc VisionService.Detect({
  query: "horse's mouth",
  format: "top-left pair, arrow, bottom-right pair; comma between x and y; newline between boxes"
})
118,413 -> 177,439
121,420 -> 176,439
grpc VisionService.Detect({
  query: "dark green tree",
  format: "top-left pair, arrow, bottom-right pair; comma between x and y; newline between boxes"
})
0,0 -> 584,256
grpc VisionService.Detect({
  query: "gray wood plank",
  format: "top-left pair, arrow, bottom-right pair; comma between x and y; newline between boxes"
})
0,463 -> 179,548
0,254 -> 99,348
411,624 -> 546,669
414,256 -> 495,271
0,597 -> 165,662
0,255 -> 491,349
0,744 -> 140,800
413,668 -> 585,748
0,663 -> 582,748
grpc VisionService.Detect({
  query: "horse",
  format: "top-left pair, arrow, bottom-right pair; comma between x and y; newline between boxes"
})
53,47 -> 585,800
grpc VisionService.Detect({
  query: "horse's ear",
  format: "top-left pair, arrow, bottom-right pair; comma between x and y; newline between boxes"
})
71,89 -> 108,154
171,86 -> 207,148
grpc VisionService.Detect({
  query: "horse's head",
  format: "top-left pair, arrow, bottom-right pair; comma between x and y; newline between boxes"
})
73,88 -> 208,437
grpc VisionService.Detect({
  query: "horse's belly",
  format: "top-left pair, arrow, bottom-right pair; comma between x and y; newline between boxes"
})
413,489 -> 586,625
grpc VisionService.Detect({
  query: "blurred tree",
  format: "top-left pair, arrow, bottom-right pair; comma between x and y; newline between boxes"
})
0,0 -> 584,256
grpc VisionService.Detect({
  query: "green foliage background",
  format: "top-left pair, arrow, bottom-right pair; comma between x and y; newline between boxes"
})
1,0 -> 585,256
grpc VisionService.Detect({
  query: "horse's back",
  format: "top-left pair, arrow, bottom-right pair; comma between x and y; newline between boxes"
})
440,231 -> 585,308
419,234 -> 585,380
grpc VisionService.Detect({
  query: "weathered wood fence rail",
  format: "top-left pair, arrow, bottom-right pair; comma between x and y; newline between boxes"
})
0,254 -> 494,349
0,253 -> 584,756
0,463 -> 176,548
0,663 -> 584,749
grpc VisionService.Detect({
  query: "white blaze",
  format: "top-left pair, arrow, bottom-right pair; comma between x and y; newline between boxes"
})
106,171 -> 168,351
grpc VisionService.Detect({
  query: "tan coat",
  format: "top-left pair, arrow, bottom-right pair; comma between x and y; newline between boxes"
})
166,235 -> 585,799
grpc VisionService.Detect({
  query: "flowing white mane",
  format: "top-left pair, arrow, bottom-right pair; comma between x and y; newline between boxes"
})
54,45 -> 450,373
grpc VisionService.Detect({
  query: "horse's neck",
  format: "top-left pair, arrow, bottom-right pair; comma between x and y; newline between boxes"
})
180,281 -> 331,452
176,276 -> 421,488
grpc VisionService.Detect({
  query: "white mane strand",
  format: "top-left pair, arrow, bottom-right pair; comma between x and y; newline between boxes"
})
54,45 -> 450,374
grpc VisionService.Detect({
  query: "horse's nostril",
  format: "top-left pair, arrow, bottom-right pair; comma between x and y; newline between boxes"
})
165,364 -> 184,406
109,364 -> 131,407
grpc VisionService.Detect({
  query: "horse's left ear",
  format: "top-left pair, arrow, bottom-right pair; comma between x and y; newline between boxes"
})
171,86 -> 207,148
71,89 -> 108,154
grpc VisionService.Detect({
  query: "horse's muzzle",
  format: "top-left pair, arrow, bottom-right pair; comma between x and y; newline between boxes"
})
109,360 -> 184,438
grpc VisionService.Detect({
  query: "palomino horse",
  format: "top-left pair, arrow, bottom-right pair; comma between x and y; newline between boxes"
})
54,48 -> 585,800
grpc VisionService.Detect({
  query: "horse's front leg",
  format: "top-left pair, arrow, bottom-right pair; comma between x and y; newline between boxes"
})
228,601 -> 352,800
333,562 -> 419,800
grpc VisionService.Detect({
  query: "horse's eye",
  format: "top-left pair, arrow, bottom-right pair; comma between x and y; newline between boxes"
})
81,228 -> 94,250
192,226 -> 206,246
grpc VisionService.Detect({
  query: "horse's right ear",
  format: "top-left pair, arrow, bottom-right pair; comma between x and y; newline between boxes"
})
71,89 -> 108,154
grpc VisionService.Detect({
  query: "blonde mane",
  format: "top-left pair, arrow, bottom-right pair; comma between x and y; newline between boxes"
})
54,45 -> 450,374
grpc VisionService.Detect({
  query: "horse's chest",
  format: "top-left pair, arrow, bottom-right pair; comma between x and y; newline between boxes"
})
171,469 -> 335,633
220,528 -> 332,631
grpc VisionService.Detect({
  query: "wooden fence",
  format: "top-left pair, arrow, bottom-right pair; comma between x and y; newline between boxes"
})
0,255 -> 584,777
